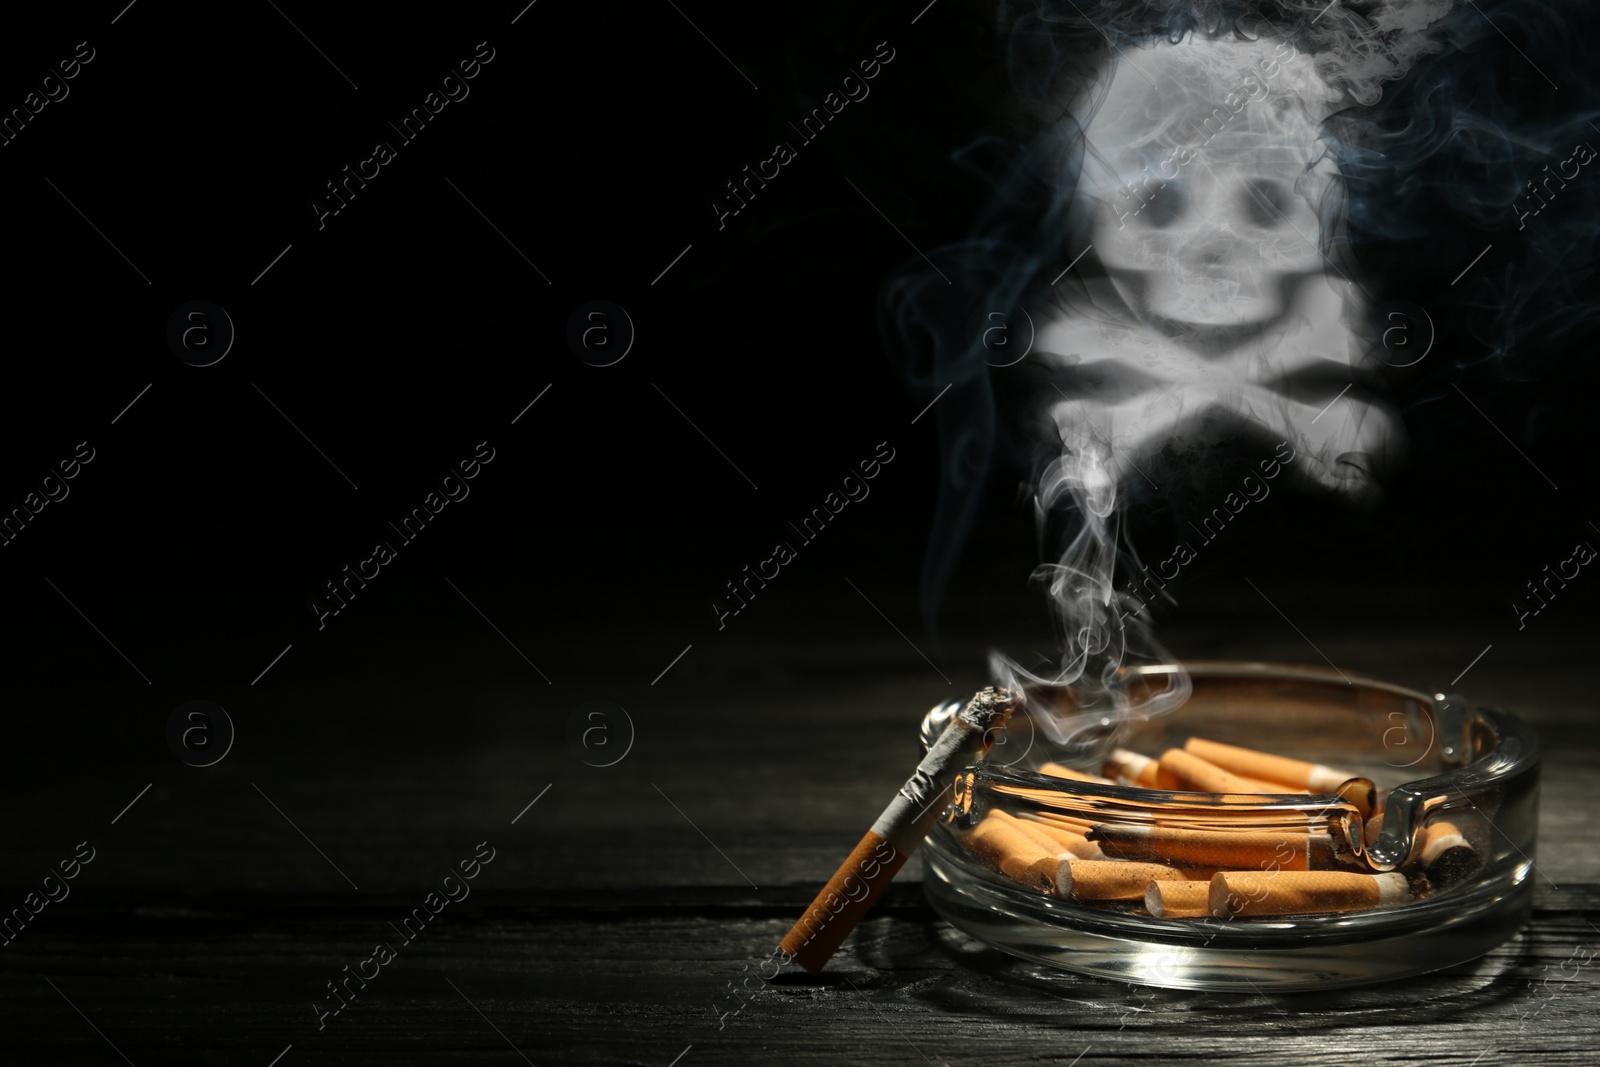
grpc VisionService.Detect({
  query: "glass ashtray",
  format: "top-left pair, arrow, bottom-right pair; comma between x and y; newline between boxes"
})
919,661 -> 1540,991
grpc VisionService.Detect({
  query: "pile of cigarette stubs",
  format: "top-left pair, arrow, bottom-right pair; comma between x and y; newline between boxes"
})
960,737 -> 1482,920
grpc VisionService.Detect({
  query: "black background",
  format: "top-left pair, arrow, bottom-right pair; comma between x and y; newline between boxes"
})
0,1 -> 1597,1062
0,2 -> 1593,699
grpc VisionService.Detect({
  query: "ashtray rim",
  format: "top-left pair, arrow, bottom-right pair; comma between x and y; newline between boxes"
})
939,658 -> 1540,872
925,658 -> 1541,945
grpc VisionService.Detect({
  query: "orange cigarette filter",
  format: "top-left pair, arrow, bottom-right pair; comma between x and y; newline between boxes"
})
777,830 -> 908,969
1091,824 -> 1334,871
1031,810 -> 1098,835
1037,805 -> 1315,839
1157,749 -> 1294,795
1017,813 -> 1105,859
1088,798 -> 1322,830
778,686 -> 1019,973
962,811 -> 1066,892
992,784 -> 1119,811
1038,761 -> 1114,785
1210,870 -> 1411,918
1145,879 -> 1212,918
1058,859 -> 1201,900
1334,777 -> 1378,820
1364,809 -> 1384,847
1102,748 -> 1179,789
1184,737 -> 1356,794
993,809 -> 1070,853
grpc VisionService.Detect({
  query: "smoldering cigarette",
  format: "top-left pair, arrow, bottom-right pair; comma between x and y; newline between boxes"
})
1059,860 -> 1206,901
777,687 -> 1019,974
1038,761 -> 1114,785
1184,737 -> 1356,794
1145,879 -> 1212,918
1157,749 -> 1292,795
1209,870 -> 1411,918
1090,824 -> 1335,871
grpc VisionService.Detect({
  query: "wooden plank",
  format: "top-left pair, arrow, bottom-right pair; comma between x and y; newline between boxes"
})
1,621 -> 1595,1063
3,886 -> 1597,1065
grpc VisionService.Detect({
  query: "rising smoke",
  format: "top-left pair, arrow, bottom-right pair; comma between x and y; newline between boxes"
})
880,1 -> 1513,750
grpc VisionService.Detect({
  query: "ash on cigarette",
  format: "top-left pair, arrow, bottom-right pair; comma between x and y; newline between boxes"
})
958,686 -> 1020,733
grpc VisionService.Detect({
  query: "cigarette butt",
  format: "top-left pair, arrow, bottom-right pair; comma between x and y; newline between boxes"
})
1420,820 -> 1468,863
1103,748 -> 1179,789
1158,749 -> 1288,795
1364,809 -> 1384,847
1031,810 -> 1098,835
1145,879 -> 1212,918
1038,762 -> 1114,785
1334,777 -> 1378,820
1039,808 -> 1311,838
1184,737 -> 1356,794
1209,870 -> 1411,918
1090,824 -> 1334,871
1419,820 -> 1480,884
1059,859 -> 1198,901
994,809 -> 1066,851
1018,813 -> 1106,859
963,812 -> 1067,892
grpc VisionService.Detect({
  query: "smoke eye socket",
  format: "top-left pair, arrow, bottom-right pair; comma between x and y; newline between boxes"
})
1243,179 -> 1291,226
1141,183 -> 1184,228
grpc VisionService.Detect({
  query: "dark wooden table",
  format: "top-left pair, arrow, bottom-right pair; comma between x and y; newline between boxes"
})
2,584 -> 1596,1066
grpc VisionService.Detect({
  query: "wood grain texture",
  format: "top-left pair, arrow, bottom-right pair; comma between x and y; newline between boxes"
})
4,885 -> 1597,1065
1,616 -> 1596,1064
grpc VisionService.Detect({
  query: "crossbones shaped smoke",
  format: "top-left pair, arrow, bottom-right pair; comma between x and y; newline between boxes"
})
1041,34 -> 1397,503
881,1 -> 1461,745
1003,31 -> 1407,739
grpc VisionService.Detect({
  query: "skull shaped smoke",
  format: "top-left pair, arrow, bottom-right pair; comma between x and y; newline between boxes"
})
1037,34 -> 1402,498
